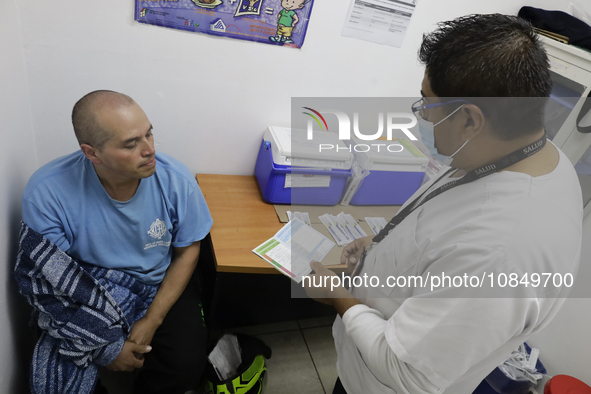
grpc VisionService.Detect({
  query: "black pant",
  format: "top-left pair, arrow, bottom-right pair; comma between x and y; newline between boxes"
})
333,378 -> 348,394
133,273 -> 208,394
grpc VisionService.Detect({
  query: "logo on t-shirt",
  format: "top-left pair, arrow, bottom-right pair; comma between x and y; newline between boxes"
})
147,218 -> 167,239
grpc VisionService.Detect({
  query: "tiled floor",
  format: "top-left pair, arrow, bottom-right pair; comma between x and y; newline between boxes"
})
100,314 -> 339,394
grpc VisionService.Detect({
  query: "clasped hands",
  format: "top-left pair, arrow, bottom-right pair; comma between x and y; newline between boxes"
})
106,315 -> 160,372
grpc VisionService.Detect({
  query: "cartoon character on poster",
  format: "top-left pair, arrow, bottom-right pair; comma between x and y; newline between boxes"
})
269,0 -> 310,44
234,0 -> 262,17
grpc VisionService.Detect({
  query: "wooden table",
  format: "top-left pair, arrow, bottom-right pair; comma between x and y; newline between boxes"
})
197,173 -> 284,274
197,174 -> 396,274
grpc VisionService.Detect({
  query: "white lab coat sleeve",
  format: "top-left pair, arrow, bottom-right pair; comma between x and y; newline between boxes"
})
342,304 -> 444,394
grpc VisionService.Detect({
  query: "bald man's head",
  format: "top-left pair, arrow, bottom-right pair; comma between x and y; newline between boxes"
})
72,90 -> 135,150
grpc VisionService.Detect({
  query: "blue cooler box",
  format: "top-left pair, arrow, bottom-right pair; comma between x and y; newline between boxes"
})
255,126 -> 352,205
350,138 -> 428,206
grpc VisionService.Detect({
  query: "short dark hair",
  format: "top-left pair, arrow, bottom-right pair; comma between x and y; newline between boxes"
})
72,90 -> 134,150
418,14 -> 552,139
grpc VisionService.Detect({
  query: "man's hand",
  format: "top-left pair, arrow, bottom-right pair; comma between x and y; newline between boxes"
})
106,341 -> 152,372
341,236 -> 373,273
304,261 -> 347,305
128,316 -> 160,359
304,261 -> 361,316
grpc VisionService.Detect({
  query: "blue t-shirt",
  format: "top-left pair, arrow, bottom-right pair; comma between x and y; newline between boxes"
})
22,150 -> 213,285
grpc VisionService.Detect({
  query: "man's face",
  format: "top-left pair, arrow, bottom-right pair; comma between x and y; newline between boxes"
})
93,102 -> 156,182
282,0 -> 304,11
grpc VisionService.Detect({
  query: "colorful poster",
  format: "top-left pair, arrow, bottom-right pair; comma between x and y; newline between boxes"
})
135,0 -> 315,48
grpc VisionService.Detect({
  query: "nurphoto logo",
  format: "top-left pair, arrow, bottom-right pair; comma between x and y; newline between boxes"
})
302,107 -> 418,153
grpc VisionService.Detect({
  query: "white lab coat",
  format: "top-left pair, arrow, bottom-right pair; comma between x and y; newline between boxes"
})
333,145 -> 583,394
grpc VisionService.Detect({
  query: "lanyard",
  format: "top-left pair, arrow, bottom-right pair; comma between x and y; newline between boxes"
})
372,133 -> 547,243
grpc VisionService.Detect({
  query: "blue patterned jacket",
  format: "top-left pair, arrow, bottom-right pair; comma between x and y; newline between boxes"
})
15,223 -> 158,394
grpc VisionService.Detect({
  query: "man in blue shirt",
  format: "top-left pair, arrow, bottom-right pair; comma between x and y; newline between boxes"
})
22,90 -> 213,393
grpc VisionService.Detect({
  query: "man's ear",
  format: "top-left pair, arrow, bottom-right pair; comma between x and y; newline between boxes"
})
80,144 -> 102,165
459,104 -> 486,140
299,3 -> 305,8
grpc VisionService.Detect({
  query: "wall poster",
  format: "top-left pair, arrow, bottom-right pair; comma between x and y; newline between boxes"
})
135,0 -> 315,48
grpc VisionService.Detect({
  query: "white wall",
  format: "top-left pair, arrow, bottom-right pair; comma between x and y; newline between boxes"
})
18,0 -> 530,175
4,0 -> 591,392
0,0 -> 40,392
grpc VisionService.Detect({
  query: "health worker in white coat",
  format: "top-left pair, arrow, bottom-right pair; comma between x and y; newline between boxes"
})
305,14 -> 583,394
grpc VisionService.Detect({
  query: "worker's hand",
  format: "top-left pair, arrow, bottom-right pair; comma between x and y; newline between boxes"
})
303,261 -> 351,306
341,236 -> 373,273
106,341 -> 151,372
128,316 -> 160,359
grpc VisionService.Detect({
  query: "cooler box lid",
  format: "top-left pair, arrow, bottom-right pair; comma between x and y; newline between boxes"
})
363,137 -> 428,165
264,126 -> 353,170
349,137 -> 428,172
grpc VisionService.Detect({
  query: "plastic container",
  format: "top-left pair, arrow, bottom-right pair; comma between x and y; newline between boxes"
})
254,127 -> 352,205
349,138 -> 428,205
544,375 -> 591,394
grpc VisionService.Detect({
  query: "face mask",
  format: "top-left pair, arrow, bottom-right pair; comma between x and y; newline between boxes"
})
417,104 -> 469,166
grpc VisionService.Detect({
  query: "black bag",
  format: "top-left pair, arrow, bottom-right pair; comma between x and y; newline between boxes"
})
204,334 -> 272,394
519,6 -> 591,50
